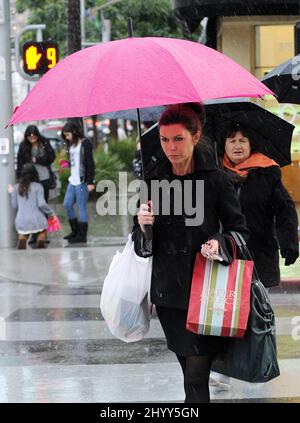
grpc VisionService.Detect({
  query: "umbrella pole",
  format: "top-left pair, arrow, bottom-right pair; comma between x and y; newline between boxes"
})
136,107 -> 143,176
136,106 -> 153,240
210,114 -> 220,167
128,15 -> 153,240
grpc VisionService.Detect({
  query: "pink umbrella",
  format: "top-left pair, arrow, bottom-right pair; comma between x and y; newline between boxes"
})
9,37 -> 273,125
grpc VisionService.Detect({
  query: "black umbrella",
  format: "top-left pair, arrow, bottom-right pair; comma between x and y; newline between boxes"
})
205,98 -> 294,167
102,106 -> 165,122
140,99 -> 294,172
262,55 -> 300,104
174,0 -> 300,19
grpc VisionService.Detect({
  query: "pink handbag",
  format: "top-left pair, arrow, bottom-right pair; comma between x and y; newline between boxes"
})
47,216 -> 61,232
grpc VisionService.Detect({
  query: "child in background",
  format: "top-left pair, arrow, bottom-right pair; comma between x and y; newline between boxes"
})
8,163 -> 56,249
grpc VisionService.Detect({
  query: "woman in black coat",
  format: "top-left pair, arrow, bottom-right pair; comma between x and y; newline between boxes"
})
17,125 -> 56,203
221,122 -> 299,288
133,103 -> 249,403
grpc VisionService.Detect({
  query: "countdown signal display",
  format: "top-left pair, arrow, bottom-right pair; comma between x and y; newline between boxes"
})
23,41 -> 59,75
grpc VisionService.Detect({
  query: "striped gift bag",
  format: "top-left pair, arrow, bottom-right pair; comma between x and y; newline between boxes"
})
186,253 -> 253,338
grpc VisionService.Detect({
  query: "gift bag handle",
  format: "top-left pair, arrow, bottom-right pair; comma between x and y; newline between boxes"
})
225,233 -> 237,260
228,231 -> 260,282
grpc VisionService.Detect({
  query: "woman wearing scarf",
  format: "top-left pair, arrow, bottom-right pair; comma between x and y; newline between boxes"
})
221,123 -> 299,288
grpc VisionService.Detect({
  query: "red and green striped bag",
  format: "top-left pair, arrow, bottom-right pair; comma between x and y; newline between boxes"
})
186,244 -> 253,338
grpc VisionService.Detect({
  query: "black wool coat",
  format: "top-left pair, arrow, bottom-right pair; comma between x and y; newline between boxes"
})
229,166 -> 299,287
132,147 -> 249,310
16,138 -> 55,179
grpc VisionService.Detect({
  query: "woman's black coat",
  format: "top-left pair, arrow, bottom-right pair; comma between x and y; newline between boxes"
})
132,147 -> 249,310
16,138 -> 55,179
229,166 -> 299,288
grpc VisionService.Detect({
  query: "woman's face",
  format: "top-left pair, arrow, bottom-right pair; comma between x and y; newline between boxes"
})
159,124 -> 200,167
225,131 -> 251,165
63,131 -> 73,142
27,133 -> 38,144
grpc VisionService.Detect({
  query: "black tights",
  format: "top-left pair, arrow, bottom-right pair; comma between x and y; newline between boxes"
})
176,354 -> 212,403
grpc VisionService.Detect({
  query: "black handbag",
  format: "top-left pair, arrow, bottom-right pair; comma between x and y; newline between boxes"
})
211,232 -> 280,383
48,167 -> 57,189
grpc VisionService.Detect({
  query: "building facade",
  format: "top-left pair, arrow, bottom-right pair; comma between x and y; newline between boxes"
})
173,0 -> 300,202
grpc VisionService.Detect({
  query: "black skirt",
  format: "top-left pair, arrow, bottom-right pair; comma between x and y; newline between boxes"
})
156,305 -> 227,357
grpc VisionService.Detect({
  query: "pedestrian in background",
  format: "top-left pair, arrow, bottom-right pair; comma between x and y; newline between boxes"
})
221,122 -> 299,288
8,164 -> 55,249
61,122 -> 95,244
17,125 -> 56,203
133,103 -> 248,403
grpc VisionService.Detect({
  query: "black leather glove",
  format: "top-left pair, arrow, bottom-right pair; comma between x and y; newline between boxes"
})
281,249 -> 299,266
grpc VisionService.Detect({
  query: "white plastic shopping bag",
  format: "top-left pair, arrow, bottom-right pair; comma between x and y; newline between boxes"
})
100,234 -> 153,342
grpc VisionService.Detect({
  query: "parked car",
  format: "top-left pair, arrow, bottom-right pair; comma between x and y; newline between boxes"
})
40,125 -> 63,151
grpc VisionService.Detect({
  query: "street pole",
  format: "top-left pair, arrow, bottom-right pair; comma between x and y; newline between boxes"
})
0,0 -> 16,247
67,0 -> 84,132
68,0 -> 81,54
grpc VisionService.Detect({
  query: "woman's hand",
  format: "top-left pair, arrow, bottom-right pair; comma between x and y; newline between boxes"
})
7,184 -> 14,194
138,201 -> 154,233
32,157 -> 37,163
201,239 -> 222,261
60,159 -> 69,169
87,184 -> 95,192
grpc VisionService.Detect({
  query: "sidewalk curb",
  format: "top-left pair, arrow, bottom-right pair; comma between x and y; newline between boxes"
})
272,280 -> 300,293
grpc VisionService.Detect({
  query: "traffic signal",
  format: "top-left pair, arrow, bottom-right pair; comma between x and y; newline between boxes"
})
23,41 -> 59,75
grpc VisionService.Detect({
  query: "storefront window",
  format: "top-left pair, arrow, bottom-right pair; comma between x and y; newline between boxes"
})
255,25 -> 294,79
255,24 -> 300,159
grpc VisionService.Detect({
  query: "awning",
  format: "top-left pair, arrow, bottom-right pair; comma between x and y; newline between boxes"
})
173,0 -> 300,18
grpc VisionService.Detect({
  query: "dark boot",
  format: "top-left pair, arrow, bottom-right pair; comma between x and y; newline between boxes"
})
36,230 -> 46,248
18,235 -> 28,250
28,233 -> 37,245
68,222 -> 88,243
64,218 -> 78,240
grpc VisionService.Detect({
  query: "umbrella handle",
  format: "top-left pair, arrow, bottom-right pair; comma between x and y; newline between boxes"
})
144,224 -> 153,241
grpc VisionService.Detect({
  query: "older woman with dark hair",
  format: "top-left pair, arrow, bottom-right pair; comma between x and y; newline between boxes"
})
221,122 -> 299,289
132,103 -> 249,403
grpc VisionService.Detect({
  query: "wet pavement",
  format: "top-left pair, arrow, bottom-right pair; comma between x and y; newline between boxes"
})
0,206 -> 300,403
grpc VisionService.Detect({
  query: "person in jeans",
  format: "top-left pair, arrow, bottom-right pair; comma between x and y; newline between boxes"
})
8,164 -> 55,249
61,122 -> 95,243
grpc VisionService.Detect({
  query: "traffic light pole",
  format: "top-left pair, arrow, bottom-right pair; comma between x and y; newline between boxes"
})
0,0 -> 17,247
15,24 -> 46,81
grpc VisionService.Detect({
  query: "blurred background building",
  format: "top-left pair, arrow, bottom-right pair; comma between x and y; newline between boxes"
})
173,0 -> 300,202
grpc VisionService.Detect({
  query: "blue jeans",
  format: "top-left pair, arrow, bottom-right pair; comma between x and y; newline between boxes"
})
63,183 -> 89,222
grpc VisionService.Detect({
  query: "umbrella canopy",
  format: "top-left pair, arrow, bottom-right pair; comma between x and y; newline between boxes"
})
9,36 -> 273,125
174,0 -> 300,18
205,98 -> 294,167
262,55 -> 300,104
140,99 -> 294,171
102,106 -> 165,122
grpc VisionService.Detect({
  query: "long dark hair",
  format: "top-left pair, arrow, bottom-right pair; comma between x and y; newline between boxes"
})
61,122 -> 83,146
159,102 -> 213,157
22,125 -> 47,155
18,163 -> 39,198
